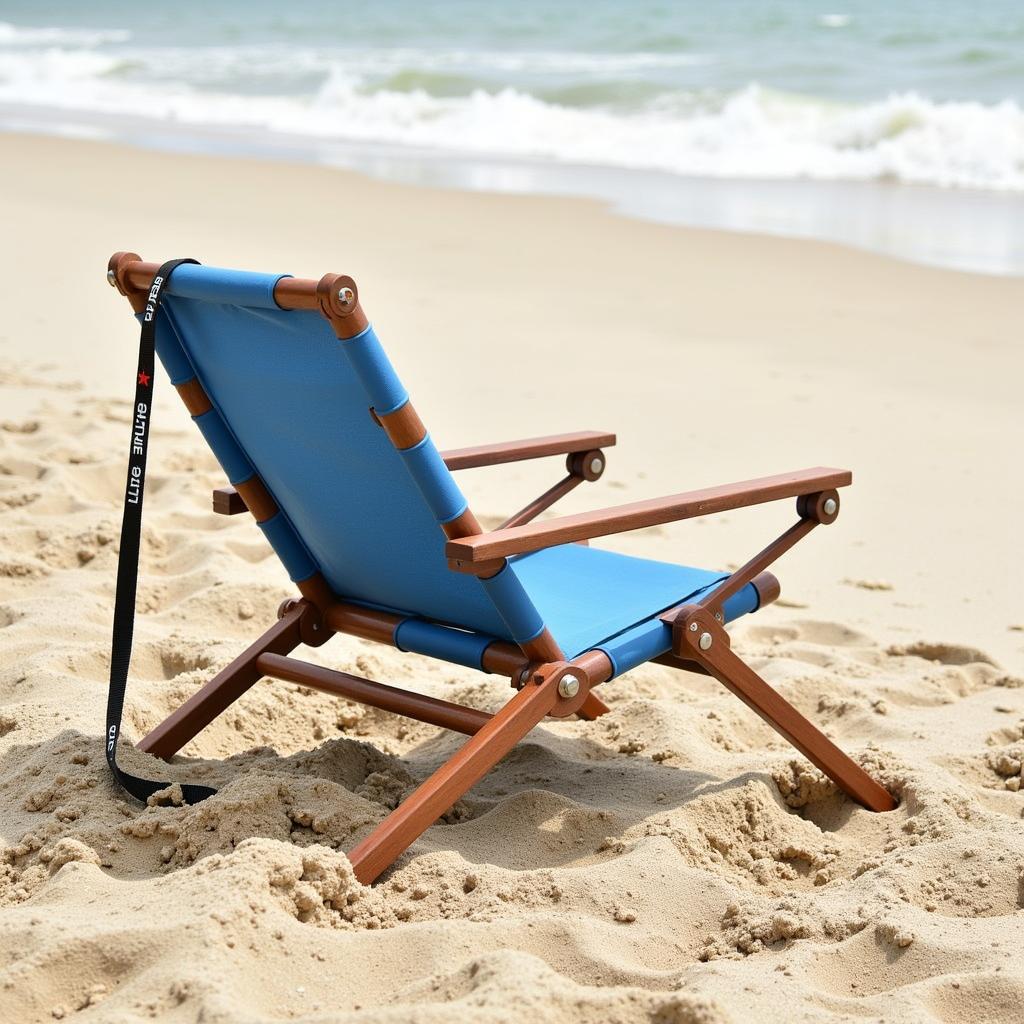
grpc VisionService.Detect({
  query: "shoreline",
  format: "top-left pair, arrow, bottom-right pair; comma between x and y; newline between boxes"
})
3,106 -> 1024,277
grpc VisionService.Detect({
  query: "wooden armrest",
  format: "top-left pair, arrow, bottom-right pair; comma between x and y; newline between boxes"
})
446,467 -> 851,563
213,486 -> 247,515
440,431 -> 615,471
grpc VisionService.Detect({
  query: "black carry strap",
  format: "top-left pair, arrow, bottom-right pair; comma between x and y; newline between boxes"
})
106,258 -> 215,804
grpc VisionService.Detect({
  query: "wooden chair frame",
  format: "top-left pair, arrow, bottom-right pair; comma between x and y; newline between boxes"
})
107,253 -> 896,886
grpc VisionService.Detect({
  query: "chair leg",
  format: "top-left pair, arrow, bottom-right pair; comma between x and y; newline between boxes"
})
675,609 -> 895,812
136,605 -> 305,759
347,672 -> 565,884
576,692 -> 611,719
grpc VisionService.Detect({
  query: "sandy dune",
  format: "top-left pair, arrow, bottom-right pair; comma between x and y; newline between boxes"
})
0,133 -> 1022,1022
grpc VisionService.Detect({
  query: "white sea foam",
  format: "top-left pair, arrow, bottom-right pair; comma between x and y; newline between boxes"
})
0,30 -> 1022,192
0,21 -> 130,47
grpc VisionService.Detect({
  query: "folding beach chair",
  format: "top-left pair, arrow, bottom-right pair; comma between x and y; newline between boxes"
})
105,252 -> 895,884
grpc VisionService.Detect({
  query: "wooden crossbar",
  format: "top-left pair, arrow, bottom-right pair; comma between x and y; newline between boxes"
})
256,653 -> 492,736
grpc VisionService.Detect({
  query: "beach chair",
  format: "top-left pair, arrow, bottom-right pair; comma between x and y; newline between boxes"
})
105,252 -> 895,884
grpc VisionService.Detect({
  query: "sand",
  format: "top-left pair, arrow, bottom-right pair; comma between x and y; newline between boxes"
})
0,132 -> 1022,1023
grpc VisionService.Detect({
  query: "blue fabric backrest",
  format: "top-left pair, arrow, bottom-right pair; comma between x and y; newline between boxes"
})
153,263 -> 530,641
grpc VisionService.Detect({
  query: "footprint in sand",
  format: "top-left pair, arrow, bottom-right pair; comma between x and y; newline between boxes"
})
842,577 -> 894,591
887,641 -> 996,667
0,455 -> 46,480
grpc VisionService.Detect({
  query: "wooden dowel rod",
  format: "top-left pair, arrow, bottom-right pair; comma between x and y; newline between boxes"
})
481,642 -> 530,677
499,474 -> 582,530
696,520 -> 813,614
257,653 -> 492,736
119,260 -> 323,312
321,600 -> 529,678
323,602 -> 403,645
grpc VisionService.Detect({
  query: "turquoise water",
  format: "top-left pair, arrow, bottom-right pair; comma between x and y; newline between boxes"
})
2,2 -> 1023,270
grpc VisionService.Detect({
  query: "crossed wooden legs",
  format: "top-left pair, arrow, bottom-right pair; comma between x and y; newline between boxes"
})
669,605 -> 896,812
347,672 -> 569,883
136,601 -> 893,885
135,606 -> 599,883
576,692 -> 611,719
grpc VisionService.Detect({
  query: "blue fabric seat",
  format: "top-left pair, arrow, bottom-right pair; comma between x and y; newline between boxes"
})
151,263 -> 764,681
513,544 -> 756,674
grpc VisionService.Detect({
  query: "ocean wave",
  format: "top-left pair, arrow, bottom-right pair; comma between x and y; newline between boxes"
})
0,30 -> 1022,192
0,21 -> 129,48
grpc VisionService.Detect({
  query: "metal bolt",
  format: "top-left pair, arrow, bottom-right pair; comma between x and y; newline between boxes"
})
106,268 -> 117,287
714,612 -> 723,622
823,497 -> 838,516
589,456 -> 604,475
337,286 -> 355,308
558,673 -> 580,699
689,622 -> 699,632
517,667 -> 531,688
698,632 -> 713,651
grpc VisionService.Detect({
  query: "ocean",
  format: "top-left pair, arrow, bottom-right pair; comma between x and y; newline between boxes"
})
2,1 -> 1022,273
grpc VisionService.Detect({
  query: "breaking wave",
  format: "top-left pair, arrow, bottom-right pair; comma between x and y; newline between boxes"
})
1,21 -> 1023,191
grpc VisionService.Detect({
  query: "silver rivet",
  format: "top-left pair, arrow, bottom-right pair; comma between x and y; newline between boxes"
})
337,286 -> 355,307
106,268 -> 117,287
823,497 -> 838,516
714,612 -> 723,622
558,673 -> 580,699
699,632 -> 713,650
589,457 -> 604,475
688,622 -> 699,632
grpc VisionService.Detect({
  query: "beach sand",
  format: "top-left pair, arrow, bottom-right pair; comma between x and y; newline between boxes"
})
0,132 -> 1022,1022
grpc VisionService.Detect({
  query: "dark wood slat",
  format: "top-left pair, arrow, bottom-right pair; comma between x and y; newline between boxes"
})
137,607 -> 304,759
212,486 -> 247,516
446,467 -> 852,562
441,431 -> 616,471
675,607 -> 896,813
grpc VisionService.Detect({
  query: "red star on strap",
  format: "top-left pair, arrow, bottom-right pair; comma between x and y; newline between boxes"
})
137,370 -> 151,387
